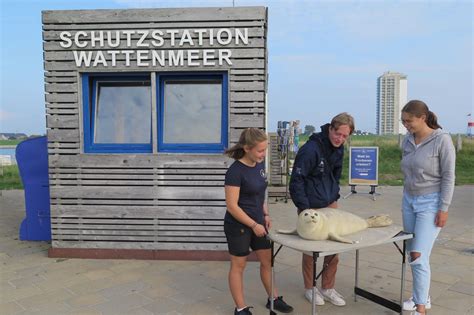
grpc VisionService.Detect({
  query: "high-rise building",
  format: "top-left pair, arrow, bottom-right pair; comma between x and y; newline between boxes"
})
376,71 -> 407,135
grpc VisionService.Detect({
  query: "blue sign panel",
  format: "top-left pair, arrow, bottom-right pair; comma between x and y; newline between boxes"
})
349,147 -> 379,186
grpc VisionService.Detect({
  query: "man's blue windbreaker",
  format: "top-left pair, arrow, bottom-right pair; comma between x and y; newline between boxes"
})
289,124 -> 344,210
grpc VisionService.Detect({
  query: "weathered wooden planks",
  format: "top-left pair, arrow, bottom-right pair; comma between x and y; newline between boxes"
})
42,7 -> 267,24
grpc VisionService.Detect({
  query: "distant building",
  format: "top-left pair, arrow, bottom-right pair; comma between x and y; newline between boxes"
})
0,133 -> 28,140
376,71 -> 407,135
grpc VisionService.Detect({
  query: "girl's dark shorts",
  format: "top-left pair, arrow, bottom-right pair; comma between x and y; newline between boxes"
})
224,221 -> 271,257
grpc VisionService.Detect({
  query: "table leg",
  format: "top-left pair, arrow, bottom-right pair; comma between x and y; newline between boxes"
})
312,252 -> 318,315
399,240 -> 407,314
355,249 -> 359,302
270,241 -> 274,314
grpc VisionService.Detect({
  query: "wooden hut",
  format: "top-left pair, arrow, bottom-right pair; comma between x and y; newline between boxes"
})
42,7 -> 268,260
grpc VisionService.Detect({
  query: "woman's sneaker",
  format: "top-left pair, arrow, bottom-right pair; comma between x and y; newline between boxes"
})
320,288 -> 346,306
403,296 -> 431,311
234,306 -> 253,315
265,296 -> 294,313
304,288 -> 325,305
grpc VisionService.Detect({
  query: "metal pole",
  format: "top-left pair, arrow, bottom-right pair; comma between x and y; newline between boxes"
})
285,139 -> 289,203
355,249 -> 359,302
270,241 -> 274,313
312,252 -> 317,315
400,240 -> 407,314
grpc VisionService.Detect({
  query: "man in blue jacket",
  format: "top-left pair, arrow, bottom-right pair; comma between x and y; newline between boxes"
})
289,112 -> 354,306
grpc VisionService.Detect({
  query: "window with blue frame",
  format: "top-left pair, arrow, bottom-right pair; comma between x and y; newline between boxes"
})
82,74 -> 152,153
82,72 -> 227,154
158,73 -> 228,153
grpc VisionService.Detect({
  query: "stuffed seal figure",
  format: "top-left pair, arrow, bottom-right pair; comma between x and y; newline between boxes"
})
278,208 -> 392,244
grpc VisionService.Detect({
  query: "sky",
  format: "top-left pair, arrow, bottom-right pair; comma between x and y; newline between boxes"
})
0,0 -> 472,135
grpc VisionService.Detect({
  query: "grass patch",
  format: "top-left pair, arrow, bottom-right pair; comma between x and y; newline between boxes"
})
0,165 -> 23,190
0,136 -> 472,190
0,139 -> 21,146
298,134 -> 473,186
455,137 -> 474,184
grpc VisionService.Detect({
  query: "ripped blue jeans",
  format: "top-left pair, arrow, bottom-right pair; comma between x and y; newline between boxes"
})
402,191 -> 441,306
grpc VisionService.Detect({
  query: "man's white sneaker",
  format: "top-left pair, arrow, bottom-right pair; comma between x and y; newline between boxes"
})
304,288 -> 325,305
320,288 -> 346,306
403,296 -> 431,311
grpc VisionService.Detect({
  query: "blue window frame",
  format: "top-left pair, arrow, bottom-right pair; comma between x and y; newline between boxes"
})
158,73 -> 228,153
82,73 -> 152,153
82,72 -> 228,154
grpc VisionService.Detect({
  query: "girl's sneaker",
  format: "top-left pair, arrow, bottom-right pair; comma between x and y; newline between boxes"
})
403,296 -> 431,311
265,296 -> 294,313
234,306 -> 253,315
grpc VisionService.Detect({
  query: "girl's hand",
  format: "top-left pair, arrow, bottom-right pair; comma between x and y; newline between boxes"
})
264,215 -> 272,230
435,210 -> 448,227
252,223 -> 267,237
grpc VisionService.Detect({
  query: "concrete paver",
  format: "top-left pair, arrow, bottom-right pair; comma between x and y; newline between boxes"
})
1,186 -> 473,314
65,293 -> 108,308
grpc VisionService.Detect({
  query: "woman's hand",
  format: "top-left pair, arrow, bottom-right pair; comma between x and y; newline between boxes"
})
252,223 -> 267,237
435,210 -> 448,227
264,215 -> 272,230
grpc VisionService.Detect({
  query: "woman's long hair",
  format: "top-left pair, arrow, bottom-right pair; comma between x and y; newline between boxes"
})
225,128 -> 267,160
402,100 -> 442,129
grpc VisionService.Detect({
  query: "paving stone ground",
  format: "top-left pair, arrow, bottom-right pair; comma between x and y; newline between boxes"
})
1,186 -> 473,315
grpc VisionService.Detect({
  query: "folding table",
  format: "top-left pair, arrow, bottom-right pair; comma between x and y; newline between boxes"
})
268,226 -> 413,314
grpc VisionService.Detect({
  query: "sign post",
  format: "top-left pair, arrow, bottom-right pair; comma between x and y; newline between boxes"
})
344,146 -> 381,200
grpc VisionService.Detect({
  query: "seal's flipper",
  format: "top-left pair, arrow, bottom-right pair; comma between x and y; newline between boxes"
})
366,215 -> 392,227
328,232 -> 354,244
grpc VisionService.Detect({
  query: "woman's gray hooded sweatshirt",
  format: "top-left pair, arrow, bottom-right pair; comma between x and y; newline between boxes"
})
401,129 -> 456,212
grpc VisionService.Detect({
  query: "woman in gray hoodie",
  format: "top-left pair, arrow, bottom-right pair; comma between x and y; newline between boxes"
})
400,100 -> 456,315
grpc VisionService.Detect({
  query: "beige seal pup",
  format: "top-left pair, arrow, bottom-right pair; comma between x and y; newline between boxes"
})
279,208 -> 392,244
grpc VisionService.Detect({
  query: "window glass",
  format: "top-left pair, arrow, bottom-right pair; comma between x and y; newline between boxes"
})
95,81 -> 151,144
163,80 -> 222,144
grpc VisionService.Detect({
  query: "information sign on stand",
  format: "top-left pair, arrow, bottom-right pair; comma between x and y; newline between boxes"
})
344,146 -> 381,200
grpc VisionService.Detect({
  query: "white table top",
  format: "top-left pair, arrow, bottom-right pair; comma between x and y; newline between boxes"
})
268,225 -> 412,257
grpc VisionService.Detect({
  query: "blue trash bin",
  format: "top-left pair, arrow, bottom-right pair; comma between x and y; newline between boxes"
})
17,136 -> 51,241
